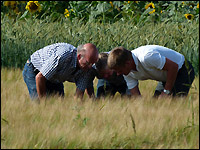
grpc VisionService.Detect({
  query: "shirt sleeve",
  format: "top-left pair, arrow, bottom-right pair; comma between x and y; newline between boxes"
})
75,77 -> 88,92
143,51 -> 166,70
123,73 -> 138,89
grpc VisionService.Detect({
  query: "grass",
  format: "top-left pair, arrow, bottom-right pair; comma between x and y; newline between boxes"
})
1,68 -> 199,149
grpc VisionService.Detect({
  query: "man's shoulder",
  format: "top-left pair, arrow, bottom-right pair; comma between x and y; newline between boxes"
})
88,67 -> 98,76
45,43 -> 76,51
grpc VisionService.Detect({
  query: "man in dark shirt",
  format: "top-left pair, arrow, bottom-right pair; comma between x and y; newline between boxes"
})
93,52 -> 130,98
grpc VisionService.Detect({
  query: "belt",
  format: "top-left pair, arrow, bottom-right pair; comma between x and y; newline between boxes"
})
26,57 -> 40,75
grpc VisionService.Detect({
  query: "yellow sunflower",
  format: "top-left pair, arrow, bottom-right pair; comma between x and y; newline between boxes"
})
197,3 -> 199,9
25,1 -> 41,13
145,2 -> 155,9
4,1 -> 11,7
184,14 -> 194,20
64,9 -> 70,18
145,2 -> 155,14
4,1 -> 17,8
109,1 -> 114,8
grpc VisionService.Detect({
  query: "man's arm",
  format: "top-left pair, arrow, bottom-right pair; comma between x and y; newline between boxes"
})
161,58 -> 179,96
85,87 -> 95,98
129,84 -> 141,97
35,72 -> 47,99
74,88 -> 84,99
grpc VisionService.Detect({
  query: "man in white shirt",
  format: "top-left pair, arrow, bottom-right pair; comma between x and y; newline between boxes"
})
107,45 -> 195,97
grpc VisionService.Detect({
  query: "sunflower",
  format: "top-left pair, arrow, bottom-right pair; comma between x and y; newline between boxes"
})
149,9 -> 155,14
145,2 -> 155,9
4,1 -> 17,8
184,14 -> 194,20
197,3 -> 199,9
25,1 -> 41,13
145,2 -> 156,14
109,1 -> 113,8
64,9 -> 70,18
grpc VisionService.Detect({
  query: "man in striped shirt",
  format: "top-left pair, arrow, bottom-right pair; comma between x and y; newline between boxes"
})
22,43 -> 99,100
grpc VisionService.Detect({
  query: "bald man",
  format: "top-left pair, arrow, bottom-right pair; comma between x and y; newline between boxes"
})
22,43 -> 99,100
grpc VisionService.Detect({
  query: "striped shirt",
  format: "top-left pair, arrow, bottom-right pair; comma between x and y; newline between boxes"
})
30,43 -> 93,91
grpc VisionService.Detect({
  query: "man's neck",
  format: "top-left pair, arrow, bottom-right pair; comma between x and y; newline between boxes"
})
131,58 -> 137,71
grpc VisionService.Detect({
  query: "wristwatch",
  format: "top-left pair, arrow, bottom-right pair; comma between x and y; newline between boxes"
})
163,89 -> 171,95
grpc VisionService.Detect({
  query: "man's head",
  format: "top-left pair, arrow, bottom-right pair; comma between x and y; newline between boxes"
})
77,43 -> 99,71
107,46 -> 133,75
95,52 -> 114,79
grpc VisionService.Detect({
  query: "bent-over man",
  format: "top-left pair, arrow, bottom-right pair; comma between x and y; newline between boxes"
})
94,52 -> 130,98
107,45 -> 195,98
22,42 -> 98,100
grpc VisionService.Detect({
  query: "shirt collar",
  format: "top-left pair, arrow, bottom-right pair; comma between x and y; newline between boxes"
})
72,49 -> 78,68
131,52 -> 139,72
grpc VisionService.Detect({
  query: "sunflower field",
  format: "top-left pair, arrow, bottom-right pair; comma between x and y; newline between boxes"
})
1,1 -> 199,23
1,1 -> 199,75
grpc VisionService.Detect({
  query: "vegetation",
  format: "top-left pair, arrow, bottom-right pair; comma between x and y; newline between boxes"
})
1,1 -> 199,23
1,68 -> 199,149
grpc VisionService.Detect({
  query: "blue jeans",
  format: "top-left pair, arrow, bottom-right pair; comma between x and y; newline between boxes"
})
22,60 -> 64,100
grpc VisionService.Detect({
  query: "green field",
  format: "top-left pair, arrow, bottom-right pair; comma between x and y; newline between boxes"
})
1,68 -> 199,149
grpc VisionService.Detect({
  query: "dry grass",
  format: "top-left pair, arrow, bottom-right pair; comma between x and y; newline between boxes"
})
1,68 -> 199,149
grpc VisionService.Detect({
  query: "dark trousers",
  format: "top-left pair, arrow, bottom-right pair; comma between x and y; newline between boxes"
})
22,59 -> 64,100
96,79 -> 128,98
154,60 -> 195,97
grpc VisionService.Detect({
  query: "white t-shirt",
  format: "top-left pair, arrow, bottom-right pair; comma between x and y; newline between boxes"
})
124,45 -> 185,89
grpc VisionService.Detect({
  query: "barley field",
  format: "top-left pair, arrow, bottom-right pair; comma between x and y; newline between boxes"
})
1,68 -> 199,149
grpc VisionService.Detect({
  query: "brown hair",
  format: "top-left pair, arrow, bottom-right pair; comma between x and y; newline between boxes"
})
107,46 -> 132,69
95,52 -> 108,72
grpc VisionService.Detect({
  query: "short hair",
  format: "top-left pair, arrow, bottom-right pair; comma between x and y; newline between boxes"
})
107,46 -> 132,69
77,44 -> 86,53
95,52 -> 108,72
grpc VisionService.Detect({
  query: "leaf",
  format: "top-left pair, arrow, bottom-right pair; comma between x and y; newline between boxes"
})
19,10 -> 29,20
82,117 -> 90,127
1,118 -> 9,124
130,113 -> 136,134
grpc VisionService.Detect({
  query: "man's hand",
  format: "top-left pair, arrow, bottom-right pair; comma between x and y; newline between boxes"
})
35,72 -> 46,99
158,91 -> 171,99
130,84 -> 141,97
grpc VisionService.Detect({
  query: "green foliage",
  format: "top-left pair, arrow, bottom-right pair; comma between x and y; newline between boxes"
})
1,1 -> 199,23
1,1 -> 199,75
